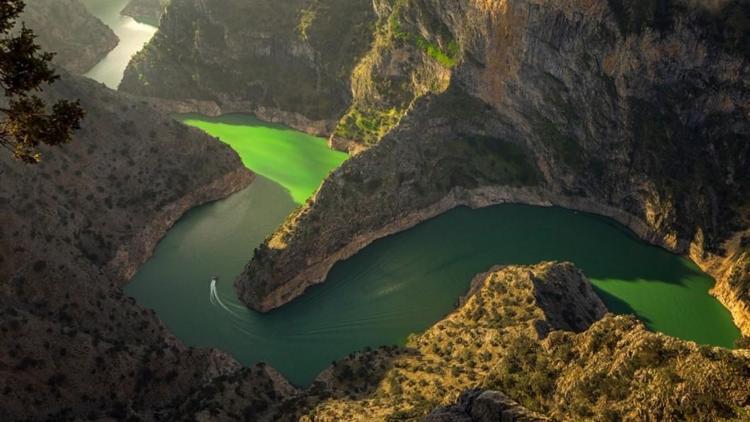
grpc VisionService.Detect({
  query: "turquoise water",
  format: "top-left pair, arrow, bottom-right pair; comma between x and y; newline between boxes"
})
125,116 -> 740,387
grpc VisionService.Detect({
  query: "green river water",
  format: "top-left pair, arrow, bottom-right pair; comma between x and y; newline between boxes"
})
124,114 -> 741,386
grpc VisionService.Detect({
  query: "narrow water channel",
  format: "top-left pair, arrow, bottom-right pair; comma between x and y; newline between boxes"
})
124,114 -> 741,386
81,0 -> 157,89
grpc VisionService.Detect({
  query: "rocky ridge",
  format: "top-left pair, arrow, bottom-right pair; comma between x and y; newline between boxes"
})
134,262 -> 750,420
426,390 -> 550,422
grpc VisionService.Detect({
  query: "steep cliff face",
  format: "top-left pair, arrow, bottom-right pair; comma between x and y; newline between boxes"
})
19,0 -> 119,74
121,0 -> 170,25
0,75 -> 263,420
328,0 -> 456,151
237,0 -> 750,333
119,0 -> 376,134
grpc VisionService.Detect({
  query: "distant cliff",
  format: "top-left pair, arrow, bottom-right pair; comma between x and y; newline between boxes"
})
19,0 -> 118,74
237,0 -> 750,337
121,0 -> 169,26
119,0 -> 376,135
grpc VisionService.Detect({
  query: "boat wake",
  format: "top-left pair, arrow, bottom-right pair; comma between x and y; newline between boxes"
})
210,280 -> 242,317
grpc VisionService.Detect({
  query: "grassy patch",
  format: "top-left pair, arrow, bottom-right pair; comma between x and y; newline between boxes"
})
388,0 -> 460,68
334,107 -> 403,145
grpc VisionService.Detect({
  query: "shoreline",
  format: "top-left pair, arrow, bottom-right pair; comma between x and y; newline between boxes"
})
247,184 -> 750,338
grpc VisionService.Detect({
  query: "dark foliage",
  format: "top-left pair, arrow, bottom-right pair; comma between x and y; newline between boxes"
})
0,0 -> 83,163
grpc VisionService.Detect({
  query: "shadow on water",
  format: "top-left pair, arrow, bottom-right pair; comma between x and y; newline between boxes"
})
592,286 -> 652,325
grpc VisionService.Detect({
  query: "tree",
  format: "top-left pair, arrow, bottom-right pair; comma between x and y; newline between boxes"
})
0,0 -> 84,163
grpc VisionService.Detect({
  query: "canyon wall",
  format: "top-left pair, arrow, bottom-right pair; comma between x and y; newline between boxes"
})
236,0 -> 750,335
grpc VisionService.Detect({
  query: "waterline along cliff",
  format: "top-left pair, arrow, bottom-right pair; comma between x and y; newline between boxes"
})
2,0 -> 750,420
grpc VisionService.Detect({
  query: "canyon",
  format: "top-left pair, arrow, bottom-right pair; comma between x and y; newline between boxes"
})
1,0 -> 749,420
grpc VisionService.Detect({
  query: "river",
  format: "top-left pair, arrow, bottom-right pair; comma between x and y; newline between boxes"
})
125,114 -> 740,386
81,0 -> 157,89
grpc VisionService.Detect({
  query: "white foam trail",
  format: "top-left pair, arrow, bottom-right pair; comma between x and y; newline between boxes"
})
210,280 -> 240,316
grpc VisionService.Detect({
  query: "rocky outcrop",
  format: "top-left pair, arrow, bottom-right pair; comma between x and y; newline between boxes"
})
237,0 -> 750,335
19,0 -> 118,74
121,0 -> 170,25
119,0 -> 377,134
426,390 -> 549,422
289,263 -> 750,420
0,75 -> 259,420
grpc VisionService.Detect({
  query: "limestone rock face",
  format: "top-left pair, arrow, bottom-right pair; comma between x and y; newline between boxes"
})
0,75 -> 259,420
119,0 -> 377,134
19,0 -> 118,74
236,0 -> 750,334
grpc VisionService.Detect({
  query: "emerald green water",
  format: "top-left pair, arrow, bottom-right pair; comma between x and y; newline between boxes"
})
176,114 -> 348,204
125,114 -> 740,387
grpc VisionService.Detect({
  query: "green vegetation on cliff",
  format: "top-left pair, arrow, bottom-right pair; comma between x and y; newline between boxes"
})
330,0 -> 457,148
388,0 -> 460,68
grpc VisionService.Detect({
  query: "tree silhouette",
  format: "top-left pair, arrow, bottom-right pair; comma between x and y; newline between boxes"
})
0,0 -> 84,163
